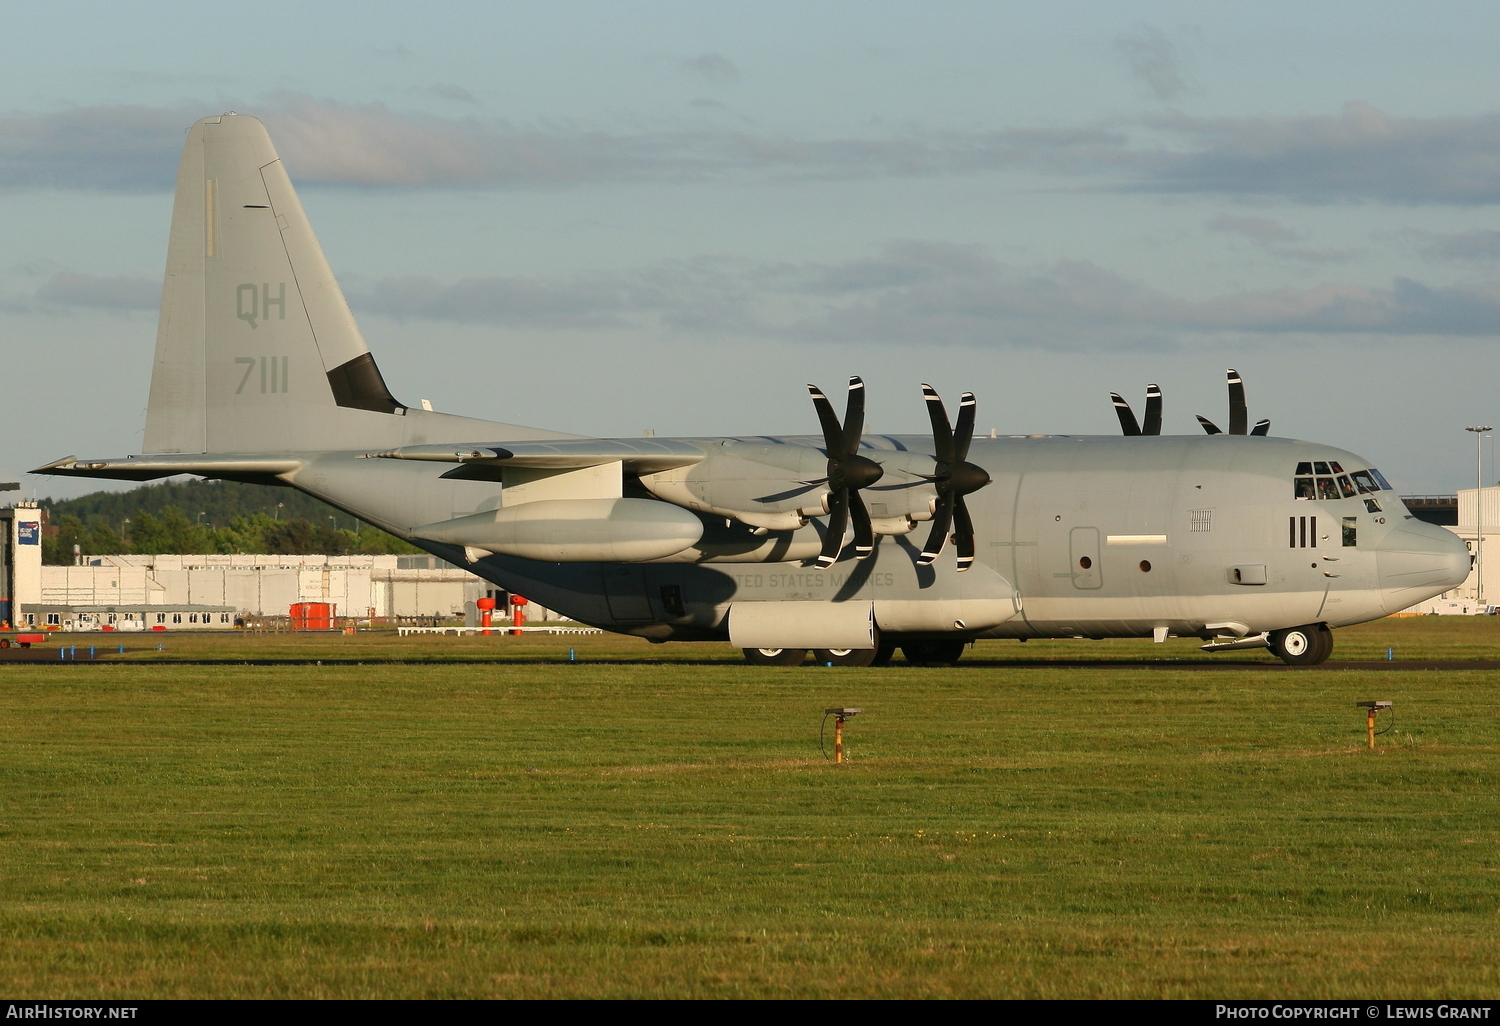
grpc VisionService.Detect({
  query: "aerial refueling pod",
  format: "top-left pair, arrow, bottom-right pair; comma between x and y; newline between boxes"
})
413,498 -> 704,562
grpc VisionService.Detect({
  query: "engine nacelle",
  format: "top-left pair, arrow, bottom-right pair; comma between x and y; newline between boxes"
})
413,498 -> 704,562
640,440 -> 941,530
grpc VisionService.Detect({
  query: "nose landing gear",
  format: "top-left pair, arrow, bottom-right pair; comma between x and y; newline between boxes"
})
1270,624 -> 1333,666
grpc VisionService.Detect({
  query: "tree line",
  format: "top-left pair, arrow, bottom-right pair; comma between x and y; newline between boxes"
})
41,481 -> 421,564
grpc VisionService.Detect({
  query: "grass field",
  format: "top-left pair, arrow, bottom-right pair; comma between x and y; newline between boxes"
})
2,620 -> 1499,998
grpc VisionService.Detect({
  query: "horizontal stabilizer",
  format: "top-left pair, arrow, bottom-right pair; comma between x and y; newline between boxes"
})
32,453 -> 303,482
368,438 -> 706,474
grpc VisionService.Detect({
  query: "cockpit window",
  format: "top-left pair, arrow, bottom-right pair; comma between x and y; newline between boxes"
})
1294,464 -> 1390,500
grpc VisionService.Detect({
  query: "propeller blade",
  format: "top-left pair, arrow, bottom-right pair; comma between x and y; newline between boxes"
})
1196,415 -> 1223,435
807,384 -> 844,453
849,490 -> 875,560
841,376 -> 866,455
1143,384 -> 1163,435
815,489 -> 850,569
953,496 -> 975,572
1110,392 -> 1141,436
953,392 -> 976,461
1228,369 -> 1248,435
917,496 -> 954,566
921,384 -> 955,465
1251,419 -> 1271,436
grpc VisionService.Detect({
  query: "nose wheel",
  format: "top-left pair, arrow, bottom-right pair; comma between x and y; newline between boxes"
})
1270,624 -> 1333,666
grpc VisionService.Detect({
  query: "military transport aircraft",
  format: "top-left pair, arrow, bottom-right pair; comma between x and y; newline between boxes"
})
35,114 -> 1471,666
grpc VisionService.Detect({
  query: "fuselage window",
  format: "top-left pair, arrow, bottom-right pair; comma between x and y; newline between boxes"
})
1294,478 -> 1316,500
1351,470 -> 1378,494
1329,461 -> 1344,474
1369,468 -> 1393,491
1364,498 -> 1382,513
1337,475 -> 1357,498
1316,477 -> 1340,500
1314,461 -> 1331,474
1296,462 -> 1313,475
1342,516 -> 1357,547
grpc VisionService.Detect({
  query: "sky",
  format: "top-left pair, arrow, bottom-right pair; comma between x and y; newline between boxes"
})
5,0 -> 1500,498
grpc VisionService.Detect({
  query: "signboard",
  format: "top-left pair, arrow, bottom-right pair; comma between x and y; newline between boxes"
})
17,522 -> 39,545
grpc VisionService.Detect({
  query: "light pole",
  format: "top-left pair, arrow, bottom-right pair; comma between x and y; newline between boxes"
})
1467,426 -> 1492,606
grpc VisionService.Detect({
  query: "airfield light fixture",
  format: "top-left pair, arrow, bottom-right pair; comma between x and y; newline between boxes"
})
821,708 -> 863,764
1466,427 -> 1492,607
1355,701 -> 1393,750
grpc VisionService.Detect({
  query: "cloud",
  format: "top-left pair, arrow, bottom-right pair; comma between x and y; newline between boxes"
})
6,95 -> 1500,206
680,53 -> 740,84
338,241 -> 1500,347
1204,214 -> 1353,263
1206,214 -> 1301,245
1137,101 -> 1500,204
1409,228 -> 1500,261
33,272 -> 158,310
423,85 -> 477,104
28,244 -> 1500,347
0,93 -> 1127,191
1115,25 -> 1188,101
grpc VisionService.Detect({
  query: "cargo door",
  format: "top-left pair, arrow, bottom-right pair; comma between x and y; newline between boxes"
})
603,565 -> 653,621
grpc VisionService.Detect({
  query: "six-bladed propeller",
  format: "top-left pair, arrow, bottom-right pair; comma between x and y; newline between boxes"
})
803,378 -> 992,572
1110,384 -> 1162,436
916,385 -> 991,572
807,377 -> 885,569
1109,369 -> 1271,437
1195,369 -> 1270,436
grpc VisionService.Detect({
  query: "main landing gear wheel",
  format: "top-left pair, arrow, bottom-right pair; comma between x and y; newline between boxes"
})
812,648 -> 882,667
1270,624 -> 1333,666
900,641 -> 968,667
742,648 -> 807,667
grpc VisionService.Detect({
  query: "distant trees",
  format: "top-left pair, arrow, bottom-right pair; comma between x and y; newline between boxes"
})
42,504 -> 420,564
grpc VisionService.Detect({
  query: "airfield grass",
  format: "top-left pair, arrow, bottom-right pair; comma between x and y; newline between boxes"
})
54,611 -> 1500,663
2,623 -> 1500,998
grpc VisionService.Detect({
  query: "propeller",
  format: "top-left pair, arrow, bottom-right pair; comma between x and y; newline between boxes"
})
1109,383 -> 1163,436
1196,369 -> 1270,436
807,376 -> 885,569
916,384 -> 991,571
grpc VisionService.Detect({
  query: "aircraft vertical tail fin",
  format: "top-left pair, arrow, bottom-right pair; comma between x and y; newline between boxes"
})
145,113 -> 404,454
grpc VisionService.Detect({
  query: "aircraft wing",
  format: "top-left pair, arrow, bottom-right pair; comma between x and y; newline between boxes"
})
367,438 -> 706,474
32,453 -> 304,482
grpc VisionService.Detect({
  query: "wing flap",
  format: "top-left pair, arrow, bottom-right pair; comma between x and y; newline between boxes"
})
367,438 -> 705,474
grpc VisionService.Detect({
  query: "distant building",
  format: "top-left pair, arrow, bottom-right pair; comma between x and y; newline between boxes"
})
1401,486 -> 1500,614
1402,495 -> 1458,526
1,513 -> 563,629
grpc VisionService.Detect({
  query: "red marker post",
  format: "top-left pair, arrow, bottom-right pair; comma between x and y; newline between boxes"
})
475,596 -> 496,635
511,595 -> 528,635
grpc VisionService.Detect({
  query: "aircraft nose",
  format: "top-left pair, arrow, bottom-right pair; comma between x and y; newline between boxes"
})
1375,518 -> 1473,614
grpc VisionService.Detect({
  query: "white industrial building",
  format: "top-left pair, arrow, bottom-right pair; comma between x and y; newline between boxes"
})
1405,485 -> 1500,614
2,506 -> 564,630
